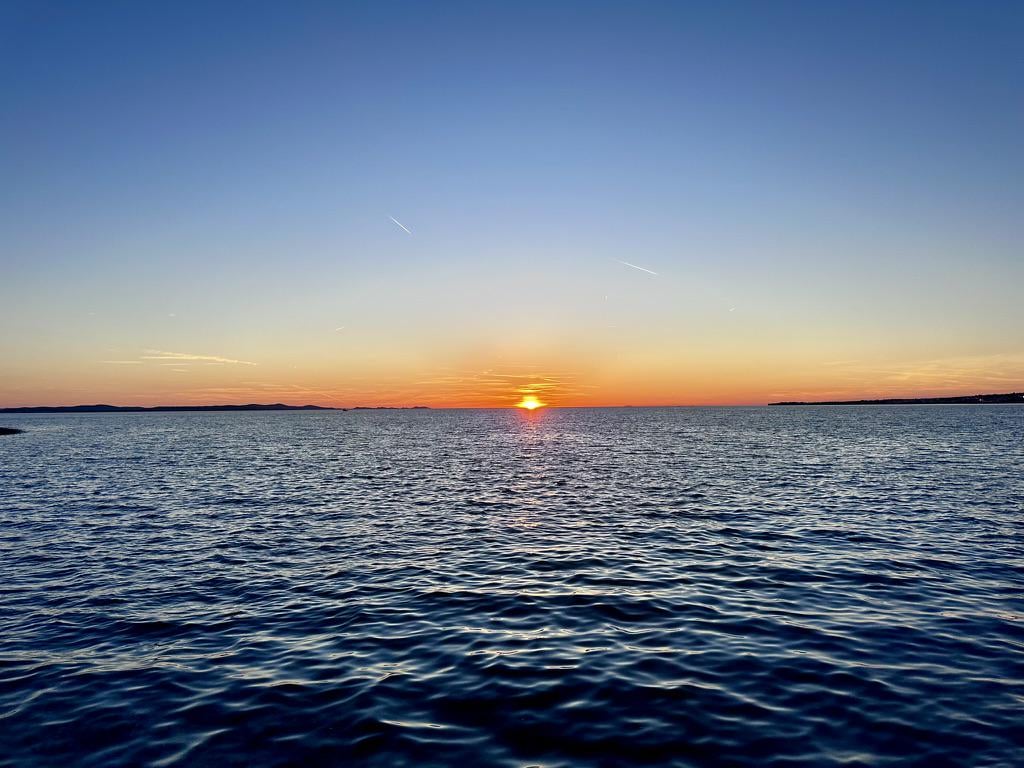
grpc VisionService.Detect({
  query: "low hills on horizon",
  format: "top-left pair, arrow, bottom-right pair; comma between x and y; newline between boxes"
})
0,403 -> 431,414
772,392 -> 1024,405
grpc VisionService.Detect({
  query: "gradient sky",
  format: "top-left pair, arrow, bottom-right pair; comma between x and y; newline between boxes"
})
2,1 -> 1022,407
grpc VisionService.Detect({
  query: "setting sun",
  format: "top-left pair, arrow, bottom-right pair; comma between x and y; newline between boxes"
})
516,395 -> 545,410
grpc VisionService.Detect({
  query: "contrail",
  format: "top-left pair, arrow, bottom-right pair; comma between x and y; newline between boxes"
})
617,260 -> 657,276
389,216 -> 412,234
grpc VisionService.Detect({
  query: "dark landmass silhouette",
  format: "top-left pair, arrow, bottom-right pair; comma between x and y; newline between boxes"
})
772,392 -> 1024,405
0,403 -> 338,414
0,427 -> 24,435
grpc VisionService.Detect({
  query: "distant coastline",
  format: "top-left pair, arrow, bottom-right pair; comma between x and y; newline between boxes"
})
771,392 -> 1024,406
0,403 -> 433,414
0,403 -> 337,414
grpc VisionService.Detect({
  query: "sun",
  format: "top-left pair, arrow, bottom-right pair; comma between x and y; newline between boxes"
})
516,395 -> 545,410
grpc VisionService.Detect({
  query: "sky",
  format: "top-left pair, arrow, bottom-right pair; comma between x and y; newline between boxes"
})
2,1 -> 1022,407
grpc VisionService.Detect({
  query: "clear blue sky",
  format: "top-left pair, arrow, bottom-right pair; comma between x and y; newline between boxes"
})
2,1 -> 1022,406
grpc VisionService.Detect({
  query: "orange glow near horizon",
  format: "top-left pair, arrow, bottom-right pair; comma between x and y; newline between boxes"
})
2,345 -> 1023,410
516,395 -> 545,410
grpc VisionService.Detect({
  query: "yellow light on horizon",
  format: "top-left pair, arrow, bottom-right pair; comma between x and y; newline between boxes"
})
516,395 -> 545,410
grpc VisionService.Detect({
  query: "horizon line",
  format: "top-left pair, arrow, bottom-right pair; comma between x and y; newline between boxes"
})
3,390 -> 1023,413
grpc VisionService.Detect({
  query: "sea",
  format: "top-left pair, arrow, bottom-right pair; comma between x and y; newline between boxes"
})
1,406 -> 1022,767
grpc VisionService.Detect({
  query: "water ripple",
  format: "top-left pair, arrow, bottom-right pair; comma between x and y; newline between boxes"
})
1,406 -> 1022,766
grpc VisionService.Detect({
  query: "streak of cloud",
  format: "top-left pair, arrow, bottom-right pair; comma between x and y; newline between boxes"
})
772,353 -> 1024,402
389,216 -> 412,235
413,370 -> 597,406
141,350 -> 257,366
179,381 -> 355,405
616,260 -> 657,276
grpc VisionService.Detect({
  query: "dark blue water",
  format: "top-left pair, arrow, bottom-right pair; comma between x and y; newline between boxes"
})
1,407 -> 1022,767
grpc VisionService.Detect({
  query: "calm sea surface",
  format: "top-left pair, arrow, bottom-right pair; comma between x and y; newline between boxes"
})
1,407 -> 1022,767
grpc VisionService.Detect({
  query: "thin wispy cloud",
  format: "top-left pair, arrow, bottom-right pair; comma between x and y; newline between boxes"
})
101,360 -> 143,365
141,350 -> 257,366
773,353 -> 1024,402
389,216 -> 412,234
616,260 -> 657,276
178,381 -> 354,404
413,370 -> 597,405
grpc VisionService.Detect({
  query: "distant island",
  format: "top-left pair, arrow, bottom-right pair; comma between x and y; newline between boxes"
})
0,403 -> 338,414
772,392 -> 1024,406
0,403 -> 434,414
